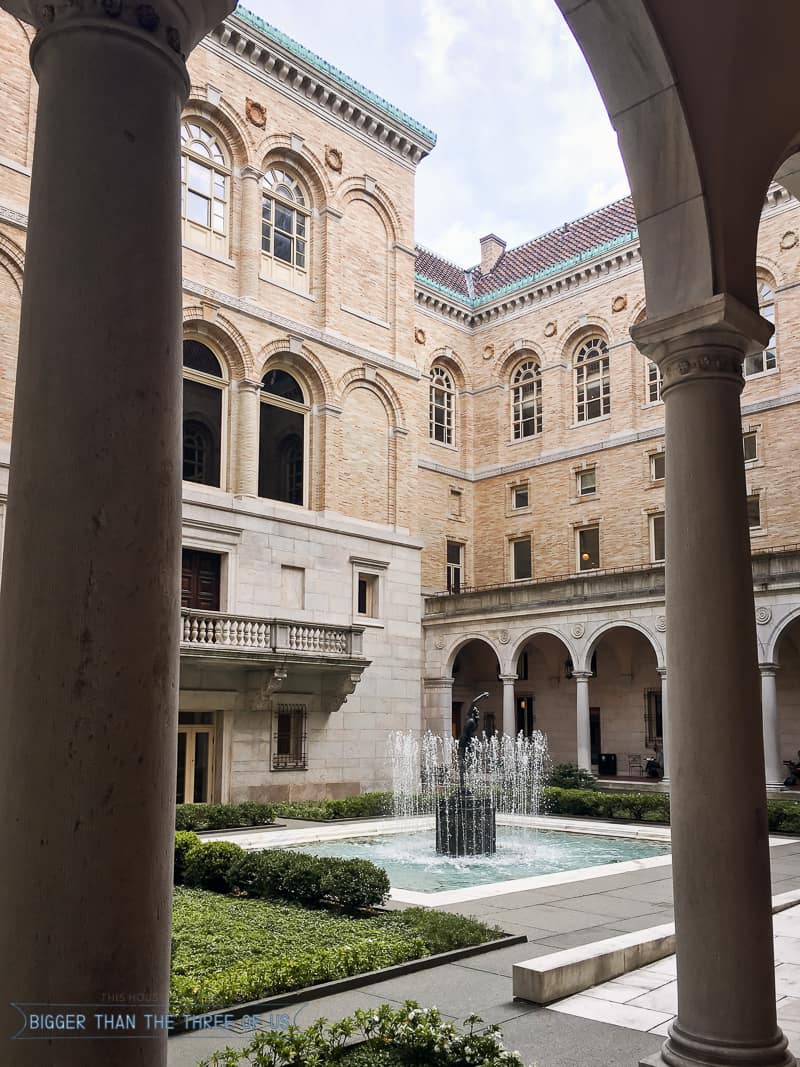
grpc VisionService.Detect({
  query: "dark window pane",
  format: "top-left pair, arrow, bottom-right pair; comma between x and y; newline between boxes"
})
513,538 -> 532,580
183,340 -> 222,377
274,232 -> 292,263
275,205 -> 293,233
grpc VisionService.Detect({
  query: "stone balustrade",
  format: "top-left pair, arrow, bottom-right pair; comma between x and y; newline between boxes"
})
181,609 -> 364,658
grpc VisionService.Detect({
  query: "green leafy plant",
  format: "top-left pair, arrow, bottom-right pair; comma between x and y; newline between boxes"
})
547,762 -> 597,790
272,792 -> 393,822
175,802 -> 276,832
226,848 -> 390,911
197,1000 -> 529,1066
174,830 -> 201,884
184,841 -> 245,892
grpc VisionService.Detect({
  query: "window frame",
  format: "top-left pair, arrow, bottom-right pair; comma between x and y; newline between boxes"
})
574,337 -> 610,423
182,339 -> 229,490
258,366 -> 310,508
511,535 -> 533,581
261,168 -> 311,292
650,512 -> 665,563
577,467 -> 597,497
743,431 -> 758,463
271,704 -> 308,771
650,451 -> 665,483
744,281 -> 777,379
446,540 -> 464,593
429,364 -> 456,447
180,121 -> 231,258
511,484 -> 530,511
646,359 -> 663,404
747,492 -> 762,531
577,525 -> 601,572
511,359 -> 543,440
350,556 -> 388,625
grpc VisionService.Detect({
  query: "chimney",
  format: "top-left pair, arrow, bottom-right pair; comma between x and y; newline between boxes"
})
480,233 -> 506,274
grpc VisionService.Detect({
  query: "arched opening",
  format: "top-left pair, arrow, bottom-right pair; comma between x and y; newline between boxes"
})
775,615 -> 800,779
512,632 -> 575,750
180,120 -> 231,258
182,339 -> 226,488
260,167 -> 311,292
450,638 -> 500,739
586,625 -> 662,779
259,367 -> 308,506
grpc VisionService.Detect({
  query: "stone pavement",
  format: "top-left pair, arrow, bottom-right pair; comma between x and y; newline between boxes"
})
167,836 -> 800,1067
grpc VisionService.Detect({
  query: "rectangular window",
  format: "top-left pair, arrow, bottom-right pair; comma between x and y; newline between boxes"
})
747,494 -> 761,529
578,526 -> 600,571
512,485 -> 529,510
449,488 -> 462,518
647,361 -> 662,403
651,513 -> 665,563
357,572 -> 379,616
650,451 -> 665,482
577,468 -> 596,496
743,431 -> 758,462
644,689 -> 663,748
446,541 -> 463,593
512,537 -> 532,581
272,704 -> 307,771
744,348 -> 777,377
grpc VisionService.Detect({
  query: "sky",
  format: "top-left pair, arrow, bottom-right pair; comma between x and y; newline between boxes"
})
242,0 -> 631,268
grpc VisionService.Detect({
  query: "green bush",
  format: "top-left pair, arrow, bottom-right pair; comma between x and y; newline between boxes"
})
226,848 -> 389,910
197,1000 -> 528,1066
272,791 -> 393,822
175,802 -> 275,832
174,831 -> 201,884
184,841 -> 245,892
398,907 -> 502,954
548,762 -> 597,790
768,799 -> 800,834
542,785 -> 671,824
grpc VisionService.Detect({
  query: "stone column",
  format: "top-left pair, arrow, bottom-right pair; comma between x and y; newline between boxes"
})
0,0 -> 233,1064
423,676 -> 454,737
573,671 -> 592,771
499,673 -> 517,736
761,664 -> 784,787
235,378 -> 261,496
239,165 -> 263,301
657,666 -> 670,782
634,296 -> 792,1067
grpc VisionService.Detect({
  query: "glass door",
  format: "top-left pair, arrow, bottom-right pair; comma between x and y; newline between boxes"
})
176,712 -> 216,804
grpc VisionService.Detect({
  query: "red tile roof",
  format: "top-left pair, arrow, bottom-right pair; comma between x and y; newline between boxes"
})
416,196 -> 638,303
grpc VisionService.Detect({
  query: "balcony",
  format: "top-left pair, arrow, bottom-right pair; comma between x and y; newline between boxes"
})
181,609 -> 366,663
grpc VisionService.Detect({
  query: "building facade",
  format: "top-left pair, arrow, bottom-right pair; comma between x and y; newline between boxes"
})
1,5 -> 799,800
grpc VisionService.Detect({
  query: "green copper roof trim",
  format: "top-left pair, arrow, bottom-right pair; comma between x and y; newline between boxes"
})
415,228 -> 640,309
232,7 -> 437,146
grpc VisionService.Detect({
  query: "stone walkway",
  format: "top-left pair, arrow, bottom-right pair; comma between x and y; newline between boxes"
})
167,830 -> 800,1067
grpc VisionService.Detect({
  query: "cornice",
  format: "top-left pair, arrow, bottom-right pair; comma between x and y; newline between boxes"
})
208,9 -> 436,168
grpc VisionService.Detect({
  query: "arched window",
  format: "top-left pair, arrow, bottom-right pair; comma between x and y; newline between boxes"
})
429,364 -> 455,445
575,337 -> 610,422
744,281 -> 778,377
512,360 -> 542,438
261,169 -> 310,291
646,359 -> 662,403
180,122 -> 230,257
182,340 -> 226,488
259,368 -> 308,506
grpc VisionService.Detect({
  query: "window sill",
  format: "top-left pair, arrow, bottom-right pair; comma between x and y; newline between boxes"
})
570,414 -> 611,429
508,434 -> 543,447
743,367 -> 779,383
749,527 -> 768,538
570,494 -> 600,505
182,242 -> 235,269
354,615 -> 384,629
428,438 -> 459,452
507,506 -> 532,518
647,479 -> 665,489
260,274 -> 316,302
340,304 -> 391,329
641,400 -> 664,409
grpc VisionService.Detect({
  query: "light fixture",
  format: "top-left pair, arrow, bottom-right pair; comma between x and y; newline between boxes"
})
564,658 -> 574,679
581,552 -> 590,562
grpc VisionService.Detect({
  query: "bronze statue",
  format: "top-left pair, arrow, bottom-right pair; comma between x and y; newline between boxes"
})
457,692 -> 488,790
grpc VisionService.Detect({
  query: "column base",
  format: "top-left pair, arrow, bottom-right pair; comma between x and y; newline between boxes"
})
641,1021 -> 795,1067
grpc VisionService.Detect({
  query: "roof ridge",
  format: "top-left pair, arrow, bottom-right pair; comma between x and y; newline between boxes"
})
498,194 -> 634,262
233,7 -> 437,145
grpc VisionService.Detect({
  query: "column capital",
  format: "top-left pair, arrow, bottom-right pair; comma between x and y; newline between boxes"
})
241,164 -> 265,182
7,0 -> 234,73
572,670 -> 592,682
237,378 -> 262,393
423,675 -> 453,690
631,293 -> 773,397
498,673 -> 518,684
759,662 -> 780,677
657,666 -> 667,678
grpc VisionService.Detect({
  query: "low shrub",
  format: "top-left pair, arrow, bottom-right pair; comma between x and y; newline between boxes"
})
272,791 -> 393,822
184,841 -> 245,893
226,848 -> 389,910
174,831 -> 201,884
197,1000 -> 528,1066
542,785 -> 671,824
398,907 -> 502,954
175,802 -> 275,832
548,762 -> 597,790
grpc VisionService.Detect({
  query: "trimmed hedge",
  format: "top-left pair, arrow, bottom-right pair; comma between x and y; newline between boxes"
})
174,831 -> 201,884
548,762 -> 597,790
175,802 -> 276,832
272,792 -> 393,822
184,841 -> 246,893
543,786 -> 670,823
226,847 -> 390,910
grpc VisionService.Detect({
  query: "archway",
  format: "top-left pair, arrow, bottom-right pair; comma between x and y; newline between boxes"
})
511,631 -> 575,758
450,638 -> 501,739
775,615 -> 800,779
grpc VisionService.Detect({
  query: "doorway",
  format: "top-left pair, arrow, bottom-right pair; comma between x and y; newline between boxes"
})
590,706 -> 601,766
177,711 -> 216,804
516,694 -> 535,737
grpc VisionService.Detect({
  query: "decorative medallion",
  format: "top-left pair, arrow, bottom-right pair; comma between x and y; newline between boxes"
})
544,321 -> 557,338
655,615 -> 667,632
570,623 -> 586,639
612,294 -> 628,313
483,344 -> 495,361
414,327 -> 426,345
497,630 -> 510,645
434,636 -> 445,650
781,231 -> 798,251
325,145 -> 343,173
756,607 -> 772,626
245,98 -> 267,128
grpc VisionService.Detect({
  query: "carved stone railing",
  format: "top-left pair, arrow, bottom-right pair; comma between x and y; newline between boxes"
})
181,610 -> 365,658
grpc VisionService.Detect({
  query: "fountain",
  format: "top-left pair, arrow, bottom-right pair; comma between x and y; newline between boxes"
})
388,696 -> 549,858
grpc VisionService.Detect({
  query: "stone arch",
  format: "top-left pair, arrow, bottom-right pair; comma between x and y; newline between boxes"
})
560,319 -> 612,362
497,340 -> 545,380
766,607 -> 800,664
182,311 -> 250,380
755,258 -> 785,292
259,136 -> 333,207
626,297 -> 648,335
507,627 -> 577,676
257,340 -> 331,408
424,347 -> 469,391
0,234 -> 25,294
336,177 -> 402,244
337,377 -> 395,524
582,619 -> 664,673
338,367 -> 405,430
445,633 -> 502,675
183,91 -> 250,168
